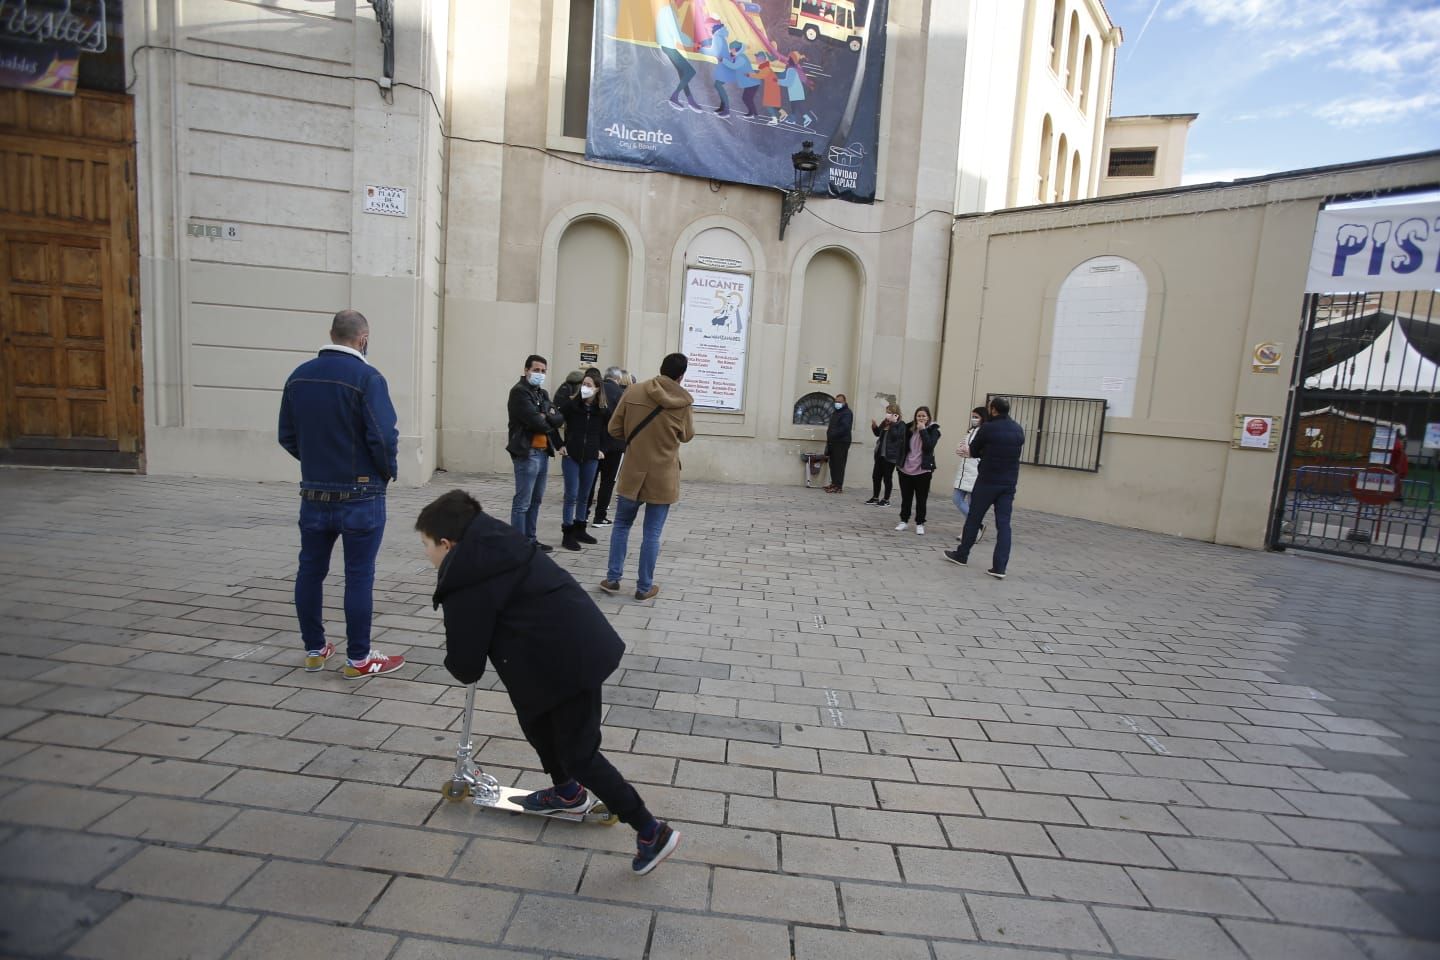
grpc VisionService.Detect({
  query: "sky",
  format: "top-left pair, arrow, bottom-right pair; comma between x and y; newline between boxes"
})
1105,0 -> 1440,185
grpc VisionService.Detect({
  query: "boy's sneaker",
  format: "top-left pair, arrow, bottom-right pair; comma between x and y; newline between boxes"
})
916,524 -> 925,535
304,642 -> 334,672
592,517 -> 613,527
633,821 -> 681,875
516,785 -> 596,815
342,651 -> 406,679
635,585 -> 660,601
863,497 -> 879,505
986,569 -> 1007,580
877,499 -> 890,507
894,521 -> 907,531
599,579 -> 622,594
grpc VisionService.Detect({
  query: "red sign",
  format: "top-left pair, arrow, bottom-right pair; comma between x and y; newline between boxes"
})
1245,418 -> 1268,436
1350,467 -> 1397,506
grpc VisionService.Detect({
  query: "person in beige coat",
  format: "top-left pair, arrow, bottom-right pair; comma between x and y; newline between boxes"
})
600,354 -> 695,601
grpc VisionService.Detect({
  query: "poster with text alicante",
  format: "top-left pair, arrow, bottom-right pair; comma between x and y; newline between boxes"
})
586,0 -> 888,203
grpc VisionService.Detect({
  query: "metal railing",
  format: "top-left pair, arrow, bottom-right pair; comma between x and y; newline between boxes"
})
989,393 -> 1107,472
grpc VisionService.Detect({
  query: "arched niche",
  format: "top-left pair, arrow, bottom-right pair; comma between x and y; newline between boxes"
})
795,248 -> 863,413
554,217 -> 629,377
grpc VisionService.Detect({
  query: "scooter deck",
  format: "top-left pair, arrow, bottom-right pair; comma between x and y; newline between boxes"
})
472,783 -> 617,824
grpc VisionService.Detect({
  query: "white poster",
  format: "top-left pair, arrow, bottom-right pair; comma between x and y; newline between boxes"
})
1306,200 -> 1440,293
1426,422 -> 1440,451
680,268 -> 751,411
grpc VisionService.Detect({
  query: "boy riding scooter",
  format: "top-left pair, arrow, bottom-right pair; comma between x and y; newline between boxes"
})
416,489 -> 680,875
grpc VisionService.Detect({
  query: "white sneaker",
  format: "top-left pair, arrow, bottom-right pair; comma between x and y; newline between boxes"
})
895,522 -> 907,531
916,525 -> 925,535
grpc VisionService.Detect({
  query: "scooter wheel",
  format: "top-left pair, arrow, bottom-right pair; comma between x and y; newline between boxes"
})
440,780 -> 470,801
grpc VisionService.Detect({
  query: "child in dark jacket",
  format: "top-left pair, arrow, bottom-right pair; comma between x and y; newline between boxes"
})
416,490 -> 681,876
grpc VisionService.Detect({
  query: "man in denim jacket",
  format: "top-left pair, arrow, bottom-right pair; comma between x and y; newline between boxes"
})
278,309 -> 405,679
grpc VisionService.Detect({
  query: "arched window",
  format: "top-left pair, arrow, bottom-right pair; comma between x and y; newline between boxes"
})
1065,13 -> 1080,94
1080,37 -> 1094,112
1049,0 -> 1065,73
1048,256 -> 1147,417
1054,133 -> 1068,201
1037,115 -> 1053,203
556,218 -> 628,374
1070,151 -> 1082,201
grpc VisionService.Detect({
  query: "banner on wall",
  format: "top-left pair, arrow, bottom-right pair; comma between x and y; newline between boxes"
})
1306,200 -> 1440,293
680,267 -> 750,410
587,0 -> 889,203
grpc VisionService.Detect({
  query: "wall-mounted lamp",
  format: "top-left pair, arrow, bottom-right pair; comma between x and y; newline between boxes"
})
367,0 -> 395,87
780,141 -> 821,241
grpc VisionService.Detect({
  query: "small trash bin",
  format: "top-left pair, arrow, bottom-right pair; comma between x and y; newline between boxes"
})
800,452 -> 829,488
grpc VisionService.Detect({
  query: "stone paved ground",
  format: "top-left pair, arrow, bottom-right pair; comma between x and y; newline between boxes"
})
0,469 -> 1437,960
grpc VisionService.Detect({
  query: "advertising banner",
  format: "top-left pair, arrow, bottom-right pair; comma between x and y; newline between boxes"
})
587,0 -> 889,203
680,268 -> 750,410
1307,200 -> 1440,293
0,36 -> 77,94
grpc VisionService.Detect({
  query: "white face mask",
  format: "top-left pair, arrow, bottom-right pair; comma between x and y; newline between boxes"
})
970,417 -> 981,427
834,402 -> 844,410
580,385 -> 596,399
527,371 -> 546,388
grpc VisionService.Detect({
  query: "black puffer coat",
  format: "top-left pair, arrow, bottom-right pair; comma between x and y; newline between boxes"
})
433,511 -> 625,721
558,392 -> 611,463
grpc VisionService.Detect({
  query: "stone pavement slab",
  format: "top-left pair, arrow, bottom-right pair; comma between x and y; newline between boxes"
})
1,470 -> 1438,958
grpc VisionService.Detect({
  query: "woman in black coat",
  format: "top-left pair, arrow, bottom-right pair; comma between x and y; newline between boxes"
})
867,401 -> 906,506
557,368 -> 610,550
894,406 -> 940,535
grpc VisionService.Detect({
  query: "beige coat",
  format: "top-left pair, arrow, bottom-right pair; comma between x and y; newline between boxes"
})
608,374 -> 694,504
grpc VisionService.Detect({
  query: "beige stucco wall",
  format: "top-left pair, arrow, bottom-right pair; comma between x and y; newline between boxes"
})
437,0 -> 967,485
938,154 -> 1440,549
129,0 -> 448,485
1098,115 -> 1193,196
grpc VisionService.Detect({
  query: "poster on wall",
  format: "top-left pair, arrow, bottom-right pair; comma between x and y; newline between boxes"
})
680,267 -> 750,410
586,0 -> 889,203
1306,200 -> 1440,293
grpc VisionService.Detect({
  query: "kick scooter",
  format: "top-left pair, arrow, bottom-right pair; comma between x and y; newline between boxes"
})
439,681 -> 618,825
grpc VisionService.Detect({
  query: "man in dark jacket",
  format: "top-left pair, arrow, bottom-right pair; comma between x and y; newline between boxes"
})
506,355 -> 565,552
416,489 -> 681,876
278,309 -> 405,679
588,367 -> 629,526
823,393 -> 854,493
945,395 -> 1025,579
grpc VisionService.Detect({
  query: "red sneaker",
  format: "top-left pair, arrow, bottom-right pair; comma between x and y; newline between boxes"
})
342,651 -> 405,679
304,643 -> 334,672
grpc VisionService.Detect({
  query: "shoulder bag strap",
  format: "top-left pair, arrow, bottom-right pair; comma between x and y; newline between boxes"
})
627,405 -> 665,444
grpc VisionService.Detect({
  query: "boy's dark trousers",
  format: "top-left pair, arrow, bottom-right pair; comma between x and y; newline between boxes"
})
516,686 -> 651,828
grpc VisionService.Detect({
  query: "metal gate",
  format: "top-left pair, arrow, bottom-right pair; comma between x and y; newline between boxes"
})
1270,289 -> 1440,569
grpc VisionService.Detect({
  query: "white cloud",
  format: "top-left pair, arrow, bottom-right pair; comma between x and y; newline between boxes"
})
1315,91 -> 1440,127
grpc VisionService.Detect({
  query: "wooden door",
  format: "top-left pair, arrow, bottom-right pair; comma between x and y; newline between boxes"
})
0,89 -> 140,468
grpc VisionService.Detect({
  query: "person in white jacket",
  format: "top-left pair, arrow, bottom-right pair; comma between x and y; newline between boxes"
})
952,406 -> 988,540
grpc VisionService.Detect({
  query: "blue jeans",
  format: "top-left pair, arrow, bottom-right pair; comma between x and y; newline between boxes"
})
606,496 -> 671,592
953,488 -> 971,516
957,483 -> 1014,573
562,457 -> 600,526
511,449 -> 549,540
295,495 -> 386,662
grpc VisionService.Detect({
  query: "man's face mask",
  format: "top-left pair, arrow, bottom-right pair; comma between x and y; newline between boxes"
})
527,371 -> 546,388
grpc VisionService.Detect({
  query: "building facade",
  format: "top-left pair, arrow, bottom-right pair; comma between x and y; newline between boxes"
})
4,0 -> 1191,490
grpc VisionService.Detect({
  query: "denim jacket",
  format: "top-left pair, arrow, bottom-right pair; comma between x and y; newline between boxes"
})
278,346 -> 399,494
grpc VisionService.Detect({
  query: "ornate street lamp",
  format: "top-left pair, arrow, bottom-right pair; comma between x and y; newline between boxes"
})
780,141 -> 822,241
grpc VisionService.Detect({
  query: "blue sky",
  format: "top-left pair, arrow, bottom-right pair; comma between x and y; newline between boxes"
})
1105,0 -> 1440,184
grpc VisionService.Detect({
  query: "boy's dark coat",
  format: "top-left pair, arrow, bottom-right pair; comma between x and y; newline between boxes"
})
432,510 -> 625,721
